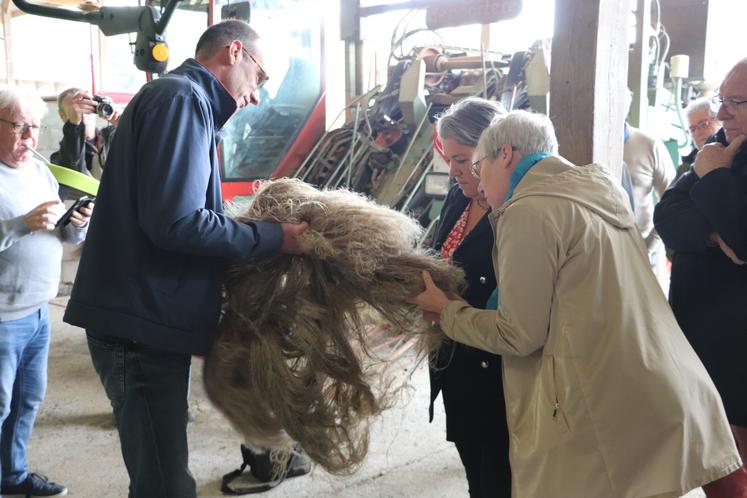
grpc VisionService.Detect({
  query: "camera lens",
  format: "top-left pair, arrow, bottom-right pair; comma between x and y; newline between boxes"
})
97,102 -> 114,118
93,95 -> 114,118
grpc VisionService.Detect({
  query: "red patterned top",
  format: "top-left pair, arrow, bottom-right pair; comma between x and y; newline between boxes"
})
440,203 -> 471,261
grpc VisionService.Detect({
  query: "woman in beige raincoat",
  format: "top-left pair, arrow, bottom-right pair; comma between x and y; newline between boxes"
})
410,110 -> 744,498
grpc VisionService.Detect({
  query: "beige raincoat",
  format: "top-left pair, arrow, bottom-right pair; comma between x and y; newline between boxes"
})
440,156 -> 741,498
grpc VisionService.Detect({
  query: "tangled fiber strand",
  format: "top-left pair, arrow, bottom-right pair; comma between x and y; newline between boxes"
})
203,178 -> 463,475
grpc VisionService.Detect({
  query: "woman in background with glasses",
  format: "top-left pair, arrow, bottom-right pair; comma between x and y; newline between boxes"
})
676,96 -> 723,178
429,97 -> 510,498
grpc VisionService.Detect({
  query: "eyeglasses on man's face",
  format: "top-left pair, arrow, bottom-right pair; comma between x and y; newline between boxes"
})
0,118 -> 42,136
709,95 -> 747,115
241,47 -> 269,90
688,118 -> 716,134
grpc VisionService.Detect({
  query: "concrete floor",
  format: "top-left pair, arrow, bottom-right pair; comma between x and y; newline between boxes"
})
34,296 -> 468,498
32,297 -> 706,498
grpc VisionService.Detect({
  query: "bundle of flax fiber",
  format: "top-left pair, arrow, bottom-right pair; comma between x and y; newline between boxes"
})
203,178 -> 464,475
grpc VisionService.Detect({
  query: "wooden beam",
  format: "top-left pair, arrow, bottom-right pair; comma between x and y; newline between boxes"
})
628,0 -> 651,128
2,0 -> 13,85
481,23 -> 490,99
95,23 -> 104,92
550,0 -> 629,178
341,0 -> 363,113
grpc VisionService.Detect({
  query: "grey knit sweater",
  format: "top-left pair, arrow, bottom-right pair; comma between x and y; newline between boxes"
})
0,160 -> 87,321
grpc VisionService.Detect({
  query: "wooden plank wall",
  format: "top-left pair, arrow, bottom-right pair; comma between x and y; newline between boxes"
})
550,0 -> 629,178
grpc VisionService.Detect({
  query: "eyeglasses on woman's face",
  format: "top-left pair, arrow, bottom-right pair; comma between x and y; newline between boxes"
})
470,145 -> 517,179
470,156 -> 486,179
689,118 -> 716,134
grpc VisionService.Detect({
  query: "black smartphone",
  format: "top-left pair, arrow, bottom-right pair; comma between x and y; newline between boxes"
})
56,195 -> 95,227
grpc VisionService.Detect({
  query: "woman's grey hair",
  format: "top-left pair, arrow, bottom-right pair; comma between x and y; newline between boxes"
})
436,97 -> 506,147
0,85 -> 47,119
476,110 -> 558,159
195,19 -> 260,58
684,96 -> 718,120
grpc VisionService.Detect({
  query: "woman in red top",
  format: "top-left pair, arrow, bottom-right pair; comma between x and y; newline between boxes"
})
430,97 -> 510,498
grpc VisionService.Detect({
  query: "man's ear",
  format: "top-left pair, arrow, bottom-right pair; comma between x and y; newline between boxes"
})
227,40 -> 243,65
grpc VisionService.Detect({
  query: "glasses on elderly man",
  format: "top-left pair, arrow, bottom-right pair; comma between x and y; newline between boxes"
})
0,118 -> 42,135
709,95 -> 747,115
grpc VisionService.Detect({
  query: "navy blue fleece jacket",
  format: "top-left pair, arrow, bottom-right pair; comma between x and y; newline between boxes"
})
64,59 -> 283,355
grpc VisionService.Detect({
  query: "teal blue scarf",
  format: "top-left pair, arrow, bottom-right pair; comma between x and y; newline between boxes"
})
503,152 -> 552,202
487,152 -> 552,308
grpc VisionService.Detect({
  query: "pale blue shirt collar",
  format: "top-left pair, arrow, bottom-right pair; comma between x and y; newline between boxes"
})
504,152 -> 552,202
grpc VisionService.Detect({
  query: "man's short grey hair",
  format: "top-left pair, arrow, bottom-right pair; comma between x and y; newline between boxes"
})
0,85 -> 47,119
476,110 -> 558,159
195,19 -> 260,58
436,97 -> 506,147
684,96 -> 718,120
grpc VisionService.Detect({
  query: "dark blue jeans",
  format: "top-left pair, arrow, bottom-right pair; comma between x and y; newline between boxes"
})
86,332 -> 196,498
0,305 -> 50,488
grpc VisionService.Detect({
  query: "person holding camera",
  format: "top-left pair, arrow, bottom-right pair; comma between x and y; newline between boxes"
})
50,88 -> 119,182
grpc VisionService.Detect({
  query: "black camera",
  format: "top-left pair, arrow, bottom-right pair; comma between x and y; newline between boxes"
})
92,95 -> 114,119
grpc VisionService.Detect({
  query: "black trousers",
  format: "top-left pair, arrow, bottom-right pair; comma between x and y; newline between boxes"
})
454,436 -> 511,498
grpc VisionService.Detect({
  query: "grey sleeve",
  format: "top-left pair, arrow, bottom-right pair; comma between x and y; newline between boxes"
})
0,216 -> 30,252
60,221 -> 88,245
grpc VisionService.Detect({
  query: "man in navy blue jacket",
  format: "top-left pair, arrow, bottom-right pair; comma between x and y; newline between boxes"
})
64,20 -> 307,498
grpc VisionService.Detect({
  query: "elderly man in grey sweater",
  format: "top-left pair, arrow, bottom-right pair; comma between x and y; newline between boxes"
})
0,86 -> 91,497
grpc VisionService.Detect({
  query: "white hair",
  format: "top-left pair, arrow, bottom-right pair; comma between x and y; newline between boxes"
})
0,85 -> 47,119
684,96 -> 718,120
476,110 -> 558,160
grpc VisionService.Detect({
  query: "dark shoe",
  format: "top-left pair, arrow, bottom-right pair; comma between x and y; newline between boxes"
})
1,473 -> 68,497
247,444 -> 311,482
220,444 -> 311,495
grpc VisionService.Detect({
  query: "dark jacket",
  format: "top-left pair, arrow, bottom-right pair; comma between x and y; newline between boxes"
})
674,129 -> 727,180
51,121 -> 115,199
50,121 -> 113,175
677,147 -> 698,178
64,59 -> 283,356
654,131 -> 747,426
430,185 -> 508,442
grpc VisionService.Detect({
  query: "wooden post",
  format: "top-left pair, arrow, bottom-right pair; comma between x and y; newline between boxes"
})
550,0 -> 629,178
481,24 -> 490,99
2,0 -> 13,85
628,0 -> 651,128
341,0 -> 363,112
